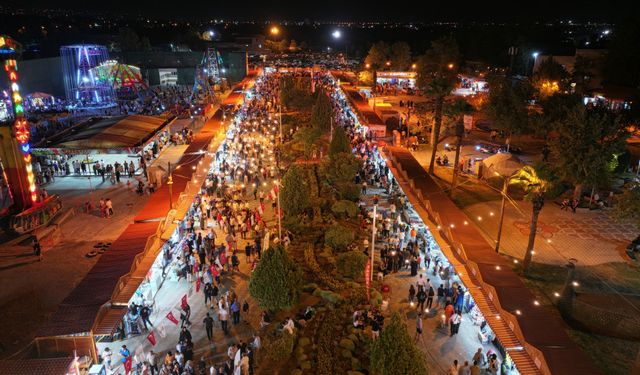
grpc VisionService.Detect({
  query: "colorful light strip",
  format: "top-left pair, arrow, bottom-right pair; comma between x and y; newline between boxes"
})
1,36 -> 37,203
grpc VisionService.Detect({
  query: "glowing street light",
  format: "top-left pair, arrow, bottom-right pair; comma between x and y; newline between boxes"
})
332,30 -> 341,39
270,26 -> 280,36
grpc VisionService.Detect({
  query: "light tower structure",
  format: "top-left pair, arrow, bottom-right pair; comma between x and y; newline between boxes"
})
190,47 -> 223,105
0,35 -> 38,212
60,45 -> 116,108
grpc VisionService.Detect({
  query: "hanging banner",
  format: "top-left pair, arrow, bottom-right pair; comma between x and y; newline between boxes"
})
166,311 -> 179,325
147,331 -> 157,346
181,294 -> 188,308
124,356 -> 133,375
157,322 -> 167,338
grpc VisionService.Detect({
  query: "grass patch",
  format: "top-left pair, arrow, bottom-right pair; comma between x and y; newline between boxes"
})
507,260 -> 640,375
567,329 -> 639,375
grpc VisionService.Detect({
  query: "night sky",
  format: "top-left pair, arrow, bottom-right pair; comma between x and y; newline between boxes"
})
10,0 -> 640,21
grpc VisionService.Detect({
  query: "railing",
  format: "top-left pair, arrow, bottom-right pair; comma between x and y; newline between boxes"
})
381,147 -> 543,374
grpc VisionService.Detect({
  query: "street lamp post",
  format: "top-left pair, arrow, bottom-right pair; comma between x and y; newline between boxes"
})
370,195 -> 379,282
531,52 -> 539,76
276,180 -> 282,240
167,161 -> 174,210
495,174 -> 510,253
279,104 -> 282,142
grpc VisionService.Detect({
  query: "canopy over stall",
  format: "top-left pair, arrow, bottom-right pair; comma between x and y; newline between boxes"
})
33,114 -> 175,153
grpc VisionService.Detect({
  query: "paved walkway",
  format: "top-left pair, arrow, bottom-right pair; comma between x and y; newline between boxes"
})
361,186 -> 503,374
464,201 -> 632,266
409,148 -> 632,267
0,114 -> 218,359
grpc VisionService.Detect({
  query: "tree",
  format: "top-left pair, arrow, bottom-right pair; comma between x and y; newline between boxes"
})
358,70 -> 374,86
249,246 -> 303,311
365,41 -> 391,85
279,75 -> 295,108
294,127 -> 322,159
550,107 -> 629,199
390,42 -> 412,71
533,93 -> 582,139
336,251 -> 368,279
416,36 -> 460,175
310,90 -> 333,130
325,224 -> 354,251
370,313 -> 428,375
532,56 -> 569,97
510,165 -> 553,273
118,27 -> 151,52
447,98 -> 475,192
280,165 -> 311,216
614,183 -> 640,230
572,55 -> 598,95
329,126 -> 351,156
484,75 -> 533,137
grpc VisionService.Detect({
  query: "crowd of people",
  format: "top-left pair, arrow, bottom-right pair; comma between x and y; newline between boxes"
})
97,70 -> 286,375
319,71 -> 513,374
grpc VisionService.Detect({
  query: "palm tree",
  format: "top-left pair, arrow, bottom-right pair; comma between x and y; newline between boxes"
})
510,165 -> 550,273
416,37 -> 460,175
447,99 -> 475,192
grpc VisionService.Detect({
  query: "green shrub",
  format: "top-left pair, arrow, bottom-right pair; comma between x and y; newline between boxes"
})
370,313 -> 427,375
337,182 -> 362,202
337,251 -> 368,279
332,200 -> 359,218
325,224 -> 354,251
249,246 -> 303,311
265,330 -> 297,361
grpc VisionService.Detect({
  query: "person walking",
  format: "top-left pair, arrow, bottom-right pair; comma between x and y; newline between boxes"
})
408,284 -> 416,303
105,198 -> 113,218
416,287 -> 427,311
101,347 -> 113,370
180,303 -> 191,327
140,305 -> 153,330
147,350 -> 158,375
449,310 -> 462,336
32,237 -> 42,261
231,298 -> 241,325
459,361 -> 471,375
414,313 -> 424,344
426,286 -> 435,309
219,302 -> 229,335
203,313 -> 214,341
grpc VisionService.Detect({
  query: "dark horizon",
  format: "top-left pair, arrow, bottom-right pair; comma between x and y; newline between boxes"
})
3,0 -> 639,22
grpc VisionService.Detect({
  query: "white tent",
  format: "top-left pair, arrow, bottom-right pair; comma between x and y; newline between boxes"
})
481,153 -> 523,178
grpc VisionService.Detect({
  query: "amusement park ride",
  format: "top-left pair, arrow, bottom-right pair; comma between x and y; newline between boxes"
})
190,47 -> 224,106
0,35 -> 62,232
0,38 -> 226,233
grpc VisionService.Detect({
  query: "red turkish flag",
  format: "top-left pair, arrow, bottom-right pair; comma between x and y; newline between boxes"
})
196,279 -> 201,293
166,311 -> 179,325
181,294 -> 188,308
147,331 -> 157,346
124,356 -> 133,374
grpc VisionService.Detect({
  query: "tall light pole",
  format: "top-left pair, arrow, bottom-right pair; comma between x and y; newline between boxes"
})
276,180 -> 282,240
494,172 -> 515,253
279,104 -> 282,142
370,195 -> 379,282
531,52 -> 539,77
167,161 -> 174,210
